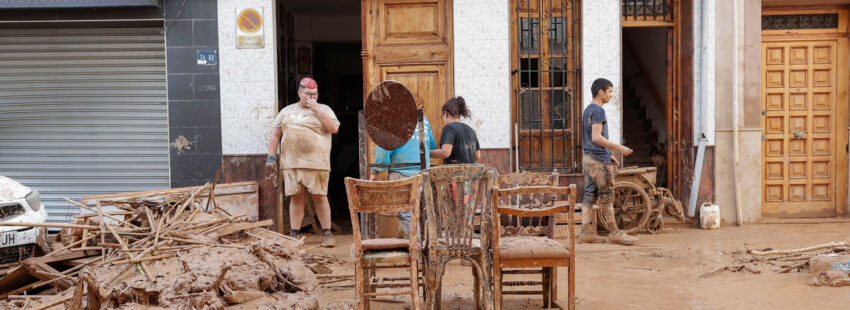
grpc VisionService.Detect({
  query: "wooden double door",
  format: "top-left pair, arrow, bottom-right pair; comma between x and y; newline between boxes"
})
361,0 -> 454,170
761,37 -> 848,217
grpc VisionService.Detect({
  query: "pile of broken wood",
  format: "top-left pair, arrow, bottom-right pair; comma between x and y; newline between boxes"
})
0,183 -> 323,310
700,241 -> 850,280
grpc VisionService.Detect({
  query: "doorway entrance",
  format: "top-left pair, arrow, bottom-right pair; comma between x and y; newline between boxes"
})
275,0 -> 454,227
276,0 -> 362,225
620,0 -> 681,196
621,27 -> 671,188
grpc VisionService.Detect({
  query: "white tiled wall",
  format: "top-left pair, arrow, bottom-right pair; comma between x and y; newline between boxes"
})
218,0 -> 277,155
581,0 -> 623,145
453,0 -> 511,149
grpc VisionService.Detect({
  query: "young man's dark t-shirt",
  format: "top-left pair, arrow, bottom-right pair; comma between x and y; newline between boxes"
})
581,104 -> 611,163
439,122 -> 480,164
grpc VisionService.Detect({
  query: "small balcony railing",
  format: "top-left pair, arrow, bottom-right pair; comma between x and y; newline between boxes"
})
622,0 -> 673,22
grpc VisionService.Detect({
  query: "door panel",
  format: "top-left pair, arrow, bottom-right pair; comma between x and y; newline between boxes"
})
761,40 -> 839,217
362,0 -> 453,174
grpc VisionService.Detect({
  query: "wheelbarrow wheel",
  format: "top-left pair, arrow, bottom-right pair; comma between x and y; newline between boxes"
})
608,181 -> 653,235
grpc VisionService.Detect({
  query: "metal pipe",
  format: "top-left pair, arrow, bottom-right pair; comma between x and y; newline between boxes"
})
688,0 -> 710,217
688,135 -> 706,217
732,0 -> 744,225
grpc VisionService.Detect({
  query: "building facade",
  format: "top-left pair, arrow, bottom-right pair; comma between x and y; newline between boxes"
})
1,0 -> 848,227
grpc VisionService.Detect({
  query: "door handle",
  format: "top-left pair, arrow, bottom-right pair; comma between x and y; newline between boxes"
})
793,131 -> 806,139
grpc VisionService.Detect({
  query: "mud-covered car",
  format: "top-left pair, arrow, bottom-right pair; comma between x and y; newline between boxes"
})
0,176 -> 50,264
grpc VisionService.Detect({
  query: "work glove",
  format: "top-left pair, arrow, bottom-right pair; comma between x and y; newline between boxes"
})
265,154 -> 278,171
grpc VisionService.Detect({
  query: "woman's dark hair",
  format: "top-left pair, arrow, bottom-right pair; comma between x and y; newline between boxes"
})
441,96 -> 471,118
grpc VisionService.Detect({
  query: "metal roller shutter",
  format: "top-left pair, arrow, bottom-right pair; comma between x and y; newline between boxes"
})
0,25 -> 170,224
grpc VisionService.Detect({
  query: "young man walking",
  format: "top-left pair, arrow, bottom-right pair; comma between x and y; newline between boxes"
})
266,77 -> 339,247
578,78 -> 638,245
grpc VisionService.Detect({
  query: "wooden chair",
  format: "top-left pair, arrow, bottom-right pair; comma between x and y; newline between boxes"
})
492,183 -> 576,310
344,175 -> 424,310
495,171 -> 561,307
422,164 -> 497,310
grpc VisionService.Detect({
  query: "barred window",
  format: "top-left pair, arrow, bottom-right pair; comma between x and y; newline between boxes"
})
512,0 -> 580,171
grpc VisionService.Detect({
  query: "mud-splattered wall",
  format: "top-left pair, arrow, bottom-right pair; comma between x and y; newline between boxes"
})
165,0 -> 224,187
217,0 -> 278,155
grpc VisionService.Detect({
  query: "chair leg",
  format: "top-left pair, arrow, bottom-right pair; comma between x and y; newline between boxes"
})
551,267 -> 560,309
494,267 -> 502,310
355,261 -> 367,310
542,267 -> 551,309
409,257 -> 422,310
433,261 -> 448,310
424,259 -> 437,310
569,259 -> 576,310
473,265 -> 481,310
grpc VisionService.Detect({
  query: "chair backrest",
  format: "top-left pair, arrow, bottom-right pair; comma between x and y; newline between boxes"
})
497,171 -> 559,238
422,164 -> 497,257
491,184 -> 577,251
344,175 -> 423,255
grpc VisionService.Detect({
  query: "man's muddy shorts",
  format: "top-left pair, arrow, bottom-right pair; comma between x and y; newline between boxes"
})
582,154 -> 615,204
282,168 -> 329,196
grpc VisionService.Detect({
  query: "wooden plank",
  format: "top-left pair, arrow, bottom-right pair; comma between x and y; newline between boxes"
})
215,219 -> 274,238
81,181 -> 260,221
0,267 -> 37,296
622,20 -> 675,28
22,260 -> 72,290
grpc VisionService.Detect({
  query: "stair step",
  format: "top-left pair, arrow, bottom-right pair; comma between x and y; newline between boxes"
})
624,131 -> 650,138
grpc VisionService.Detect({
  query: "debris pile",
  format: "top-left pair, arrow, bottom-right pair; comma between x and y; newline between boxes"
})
0,183 -> 322,309
701,241 -> 850,282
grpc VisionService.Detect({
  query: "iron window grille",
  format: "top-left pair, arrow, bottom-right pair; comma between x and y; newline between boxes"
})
512,0 -> 581,172
762,14 -> 839,30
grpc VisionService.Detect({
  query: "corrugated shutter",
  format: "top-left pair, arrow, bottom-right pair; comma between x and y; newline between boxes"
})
0,26 -> 170,224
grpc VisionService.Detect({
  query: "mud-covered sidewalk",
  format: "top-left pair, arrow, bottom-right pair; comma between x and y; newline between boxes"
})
307,222 -> 850,309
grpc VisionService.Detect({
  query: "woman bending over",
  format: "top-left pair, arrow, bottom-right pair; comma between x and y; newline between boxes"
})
430,96 -> 480,163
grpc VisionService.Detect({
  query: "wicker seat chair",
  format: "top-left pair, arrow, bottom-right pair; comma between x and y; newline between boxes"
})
491,181 -> 576,310
344,175 -> 424,310
421,164 -> 497,310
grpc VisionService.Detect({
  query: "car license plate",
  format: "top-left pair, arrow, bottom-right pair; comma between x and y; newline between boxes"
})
0,229 -> 38,247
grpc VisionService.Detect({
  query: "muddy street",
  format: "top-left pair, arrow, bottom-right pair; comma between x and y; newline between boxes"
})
309,223 -> 850,309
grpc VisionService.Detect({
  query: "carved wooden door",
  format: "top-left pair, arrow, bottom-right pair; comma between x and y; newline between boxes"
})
761,39 -> 846,217
362,0 -> 454,171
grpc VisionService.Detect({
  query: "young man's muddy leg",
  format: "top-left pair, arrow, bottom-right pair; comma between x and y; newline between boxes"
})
595,163 -> 637,245
579,172 -> 606,243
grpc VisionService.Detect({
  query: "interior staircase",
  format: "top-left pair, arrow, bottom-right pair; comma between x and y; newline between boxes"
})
621,77 -> 663,169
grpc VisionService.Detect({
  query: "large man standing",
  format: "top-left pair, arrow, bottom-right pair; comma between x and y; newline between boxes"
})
578,78 -> 637,245
266,77 -> 339,247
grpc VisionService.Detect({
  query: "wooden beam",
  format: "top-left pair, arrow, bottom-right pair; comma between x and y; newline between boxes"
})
623,20 -> 674,28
